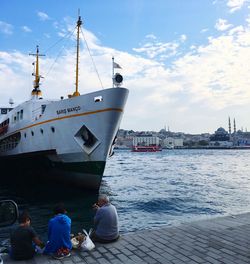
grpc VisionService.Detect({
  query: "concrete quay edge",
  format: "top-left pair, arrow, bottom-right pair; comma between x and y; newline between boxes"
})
3,212 -> 250,264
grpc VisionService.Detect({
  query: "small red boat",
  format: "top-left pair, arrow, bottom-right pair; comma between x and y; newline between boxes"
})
132,145 -> 162,152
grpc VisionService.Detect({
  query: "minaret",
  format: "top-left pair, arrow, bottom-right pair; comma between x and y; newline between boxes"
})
233,118 -> 237,147
233,118 -> 236,134
228,117 -> 231,135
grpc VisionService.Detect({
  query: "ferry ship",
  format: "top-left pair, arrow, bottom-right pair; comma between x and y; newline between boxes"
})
0,16 -> 129,189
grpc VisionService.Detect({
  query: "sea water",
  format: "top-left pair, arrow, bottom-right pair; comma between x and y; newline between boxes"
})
0,149 -> 250,245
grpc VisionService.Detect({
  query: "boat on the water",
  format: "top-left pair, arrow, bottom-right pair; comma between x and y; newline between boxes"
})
0,16 -> 129,189
132,145 -> 162,152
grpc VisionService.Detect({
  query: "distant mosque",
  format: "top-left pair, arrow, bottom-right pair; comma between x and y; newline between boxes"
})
209,117 -> 240,147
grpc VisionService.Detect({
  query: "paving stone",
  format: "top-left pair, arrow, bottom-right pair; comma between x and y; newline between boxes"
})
109,259 -> 123,264
204,256 -> 222,264
79,251 -> 90,258
134,250 -> 147,258
108,248 -> 120,255
61,260 -> 74,264
84,256 -> 96,264
171,259 -> 186,264
96,247 -> 108,254
118,248 -> 133,256
48,259 -> 61,264
142,256 -> 158,264
71,255 -> 83,263
89,251 -> 102,258
103,252 -> 116,260
117,254 -> 129,261
124,244 -> 137,251
160,252 -> 177,260
96,257 -> 110,264
128,255 -> 144,262
188,255 -> 205,263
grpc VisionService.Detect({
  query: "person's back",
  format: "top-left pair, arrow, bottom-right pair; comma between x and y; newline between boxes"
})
11,225 -> 36,260
44,203 -> 72,257
95,203 -> 119,240
10,211 -> 43,260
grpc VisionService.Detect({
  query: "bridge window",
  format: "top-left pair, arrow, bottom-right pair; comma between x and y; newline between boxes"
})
20,110 -> 23,119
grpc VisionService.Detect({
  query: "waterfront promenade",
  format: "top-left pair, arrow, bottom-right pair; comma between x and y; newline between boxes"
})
3,212 -> 250,263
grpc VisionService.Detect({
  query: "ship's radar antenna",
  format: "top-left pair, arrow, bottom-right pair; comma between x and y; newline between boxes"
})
29,45 -> 45,99
112,57 -> 123,87
9,98 -> 14,107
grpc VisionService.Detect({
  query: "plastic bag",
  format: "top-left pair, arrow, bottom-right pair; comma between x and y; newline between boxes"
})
81,229 -> 95,251
71,233 -> 85,249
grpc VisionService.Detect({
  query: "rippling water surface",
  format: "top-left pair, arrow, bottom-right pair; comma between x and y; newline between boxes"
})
1,149 -> 250,245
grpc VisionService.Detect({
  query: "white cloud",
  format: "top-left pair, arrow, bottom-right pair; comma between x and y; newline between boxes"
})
22,26 -> 32,33
37,11 -> 50,21
145,34 -> 157,40
227,0 -> 248,12
180,34 -> 187,42
0,21 -> 13,35
215,19 -> 233,31
201,28 -> 209,33
133,41 -> 179,59
133,34 -> 187,60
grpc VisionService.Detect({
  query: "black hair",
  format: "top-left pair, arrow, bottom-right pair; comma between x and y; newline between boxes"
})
18,211 -> 31,224
53,203 -> 66,215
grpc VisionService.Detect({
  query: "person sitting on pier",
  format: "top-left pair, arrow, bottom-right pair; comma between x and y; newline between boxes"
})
10,211 -> 44,260
43,203 -> 72,259
91,194 -> 119,243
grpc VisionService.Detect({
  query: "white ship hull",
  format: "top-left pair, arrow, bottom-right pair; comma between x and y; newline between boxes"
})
0,87 -> 128,189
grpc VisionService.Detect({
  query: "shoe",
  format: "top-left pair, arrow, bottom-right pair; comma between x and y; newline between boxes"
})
53,248 -> 71,259
64,252 -> 71,258
53,253 -> 64,260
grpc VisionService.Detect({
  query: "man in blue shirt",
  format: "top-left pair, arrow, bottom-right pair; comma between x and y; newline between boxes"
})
91,194 -> 119,243
44,203 -> 72,259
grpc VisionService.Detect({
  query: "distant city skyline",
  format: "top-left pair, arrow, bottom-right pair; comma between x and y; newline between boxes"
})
0,0 -> 250,133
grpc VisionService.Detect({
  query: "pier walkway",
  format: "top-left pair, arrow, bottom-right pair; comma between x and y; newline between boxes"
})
3,212 -> 250,263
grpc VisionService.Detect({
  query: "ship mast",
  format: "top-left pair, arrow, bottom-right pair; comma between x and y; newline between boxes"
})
29,45 -> 45,99
73,16 -> 82,97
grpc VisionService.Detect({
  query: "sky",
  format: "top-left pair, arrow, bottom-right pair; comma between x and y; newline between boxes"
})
0,0 -> 250,134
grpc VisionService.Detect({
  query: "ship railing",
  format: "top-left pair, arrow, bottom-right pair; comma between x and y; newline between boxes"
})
0,139 -> 19,152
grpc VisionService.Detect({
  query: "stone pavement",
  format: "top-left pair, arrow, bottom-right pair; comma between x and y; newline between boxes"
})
3,212 -> 250,263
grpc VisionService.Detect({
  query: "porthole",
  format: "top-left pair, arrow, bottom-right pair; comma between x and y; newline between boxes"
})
51,127 -> 55,133
40,128 -> 44,134
31,131 -> 34,136
24,133 -> 27,138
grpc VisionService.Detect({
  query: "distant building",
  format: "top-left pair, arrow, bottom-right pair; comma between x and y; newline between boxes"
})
133,135 -> 160,146
209,127 -> 233,147
163,137 -> 183,148
210,127 -> 230,141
